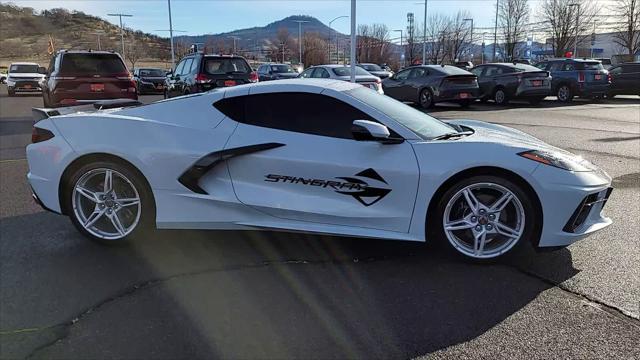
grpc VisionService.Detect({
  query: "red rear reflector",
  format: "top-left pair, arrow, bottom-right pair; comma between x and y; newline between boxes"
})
32,127 -> 54,143
249,71 -> 259,83
578,72 -> 585,82
195,73 -> 212,84
607,73 -> 612,83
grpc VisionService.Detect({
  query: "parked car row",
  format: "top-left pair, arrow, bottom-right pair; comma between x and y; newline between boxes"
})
2,50 -> 638,109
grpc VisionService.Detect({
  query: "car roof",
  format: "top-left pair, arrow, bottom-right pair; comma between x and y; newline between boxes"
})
546,58 -> 601,62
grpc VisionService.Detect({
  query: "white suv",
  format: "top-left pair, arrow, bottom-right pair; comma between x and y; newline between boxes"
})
6,62 -> 46,96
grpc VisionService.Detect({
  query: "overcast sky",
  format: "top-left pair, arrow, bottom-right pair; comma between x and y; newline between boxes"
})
13,0 -> 616,42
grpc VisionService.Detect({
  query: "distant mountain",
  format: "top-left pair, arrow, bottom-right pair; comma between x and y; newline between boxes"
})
176,15 -> 343,50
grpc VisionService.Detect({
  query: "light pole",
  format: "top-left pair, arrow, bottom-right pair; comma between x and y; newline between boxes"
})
463,18 -> 473,61
228,36 -> 240,53
569,3 -> 580,58
414,1 -> 429,64
92,31 -> 105,50
591,19 -> 598,58
394,29 -> 404,68
350,0 -> 356,82
167,0 -> 175,69
481,32 -> 487,64
493,0 -> 499,61
293,20 -> 309,66
329,16 -> 348,64
108,13 -> 133,57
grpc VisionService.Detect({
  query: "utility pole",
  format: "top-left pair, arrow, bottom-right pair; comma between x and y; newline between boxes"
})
413,1 -> 429,64
493,0 -> 499,61
394,29 -> 404,68
569,3 -> 580,58
281,42 -> 286,63
167,0 -> 175,69
92,31 -> 105,50
108,13 -> 133,58
329,16 -> 348,64
591,19 -> 598,58
481,32 -> 487,64
228,36 -> 240,53
350,0 -> 356,82
464,18 -> 473,61
293,20 -> 309,66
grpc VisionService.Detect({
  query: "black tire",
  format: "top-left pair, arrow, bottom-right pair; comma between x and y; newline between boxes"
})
64,160 -> 155,245
493,88 -> 509,105
433,175 -> 537,263
556,84 -> 573,102
528,96 -> 545,105
419,88 -> 434,109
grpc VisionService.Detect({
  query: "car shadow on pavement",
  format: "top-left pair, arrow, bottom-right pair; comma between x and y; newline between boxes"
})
0,211 -> 578,359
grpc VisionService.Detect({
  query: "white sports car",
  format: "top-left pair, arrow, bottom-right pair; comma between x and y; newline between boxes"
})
27,79 -> 613,260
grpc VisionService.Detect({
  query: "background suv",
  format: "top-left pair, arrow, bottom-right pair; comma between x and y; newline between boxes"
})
133,67 -> 167,94
6,62 -> 46,96
42,50 -> 137,107
164,54 -> 257,98
535,58 -> 610,102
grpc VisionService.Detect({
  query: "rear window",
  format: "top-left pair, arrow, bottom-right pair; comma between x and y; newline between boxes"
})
271,65 -> 295,73
577,62 -> 604,71
203,58 -> 250,75
332,66 -> 370,76
10,64 -> 38,73
139,69 -> 165,77
360,64 -> 382,71
60,54 -> 127,75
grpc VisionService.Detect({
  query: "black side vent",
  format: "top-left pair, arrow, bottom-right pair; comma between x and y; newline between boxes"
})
563,188 -> 613,233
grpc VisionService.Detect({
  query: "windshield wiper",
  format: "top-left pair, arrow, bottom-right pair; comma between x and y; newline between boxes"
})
432,131 -> 474,141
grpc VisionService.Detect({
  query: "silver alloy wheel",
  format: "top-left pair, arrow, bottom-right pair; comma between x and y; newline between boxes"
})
558,86 -> 570,101
495,89 -> 506,104
72,168 -> 141,240
443,182 -> 525,259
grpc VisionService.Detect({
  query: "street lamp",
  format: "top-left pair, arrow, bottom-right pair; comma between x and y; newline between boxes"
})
108,13 -> 133,58
292,20 -> 310,66
329,16 -> 348,64
394,29 -> 404,68
228,36 -> 241,53
463,18 -> 473,61
493,0 -> 499,62
569,3 -> 580,58
415,1 -> 429,64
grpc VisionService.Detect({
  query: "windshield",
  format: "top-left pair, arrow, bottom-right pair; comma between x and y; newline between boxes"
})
360,64 -> 382,71
332,66 -> 371,76
139,69 -> 165,77
271,65 -> 295,73
60,54 -> 127,75
204,58 -> 250,74
10,64 -> 39,73
346,87 -> 455,140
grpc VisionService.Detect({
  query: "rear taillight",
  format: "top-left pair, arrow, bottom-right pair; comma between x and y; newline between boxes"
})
51,76 -> 76,80
578,71 -> 585,83
249,71 -> 259,83
607,73 -> 612,83
116,72 -> 133,80
195,73 -> 211,84
32,127 -> 54,143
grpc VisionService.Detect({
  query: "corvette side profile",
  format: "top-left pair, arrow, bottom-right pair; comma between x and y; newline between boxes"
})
27,79 -> 613,260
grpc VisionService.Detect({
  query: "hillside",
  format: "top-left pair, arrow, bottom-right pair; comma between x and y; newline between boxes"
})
0,3 -> 170,64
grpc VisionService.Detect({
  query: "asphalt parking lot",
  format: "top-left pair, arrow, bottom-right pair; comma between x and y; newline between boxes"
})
0,86 -> 638,359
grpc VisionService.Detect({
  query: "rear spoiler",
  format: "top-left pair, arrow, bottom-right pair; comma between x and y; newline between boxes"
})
32,98 -> 143,122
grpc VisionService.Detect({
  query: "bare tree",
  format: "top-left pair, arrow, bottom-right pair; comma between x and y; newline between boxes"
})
425,14 -> 450,64
609,0 -> 640,57
356,24 -> 394,64
126,40 -> 147,69
540,0 -> 597,57
499,0 -> 530,60
301,32 -> 328,66
406,12 -> 420,64
444,11 -> 473,62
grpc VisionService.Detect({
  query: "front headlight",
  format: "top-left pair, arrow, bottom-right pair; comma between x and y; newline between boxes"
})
519,150 -> 595,172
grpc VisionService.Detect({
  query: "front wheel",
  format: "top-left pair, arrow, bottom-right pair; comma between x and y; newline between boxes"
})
65,161 -> 154,244
435,175 -> 536,261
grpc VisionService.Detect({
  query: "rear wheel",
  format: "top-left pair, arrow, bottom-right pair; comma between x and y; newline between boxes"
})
65,161 -> 154,244
556,85 -> 573,102
435,175 -> 536,261
493,88 -> 509,105
419,89 -> 434,109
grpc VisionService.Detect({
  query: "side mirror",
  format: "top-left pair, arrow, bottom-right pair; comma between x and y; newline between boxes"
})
352,120 -> 403,144
38,66 -> 47,74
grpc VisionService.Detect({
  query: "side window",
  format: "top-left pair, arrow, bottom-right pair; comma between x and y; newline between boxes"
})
562,63 -> 575,71
299,68 -> 314,78
548,62 -> 563,72
484,66 -> 499,76
181,58 -> 194,75
409,68 -> 426,78
609,66 -> 623,75
470,67 -> 484,77
216,93 -> 374,139
395,69 -> 411,80
535,62 -> 548,70
313,68 -> 330,78
174,59 -> 186,76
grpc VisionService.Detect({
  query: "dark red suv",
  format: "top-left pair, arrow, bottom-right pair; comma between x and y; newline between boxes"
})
42,50 -> 137,107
